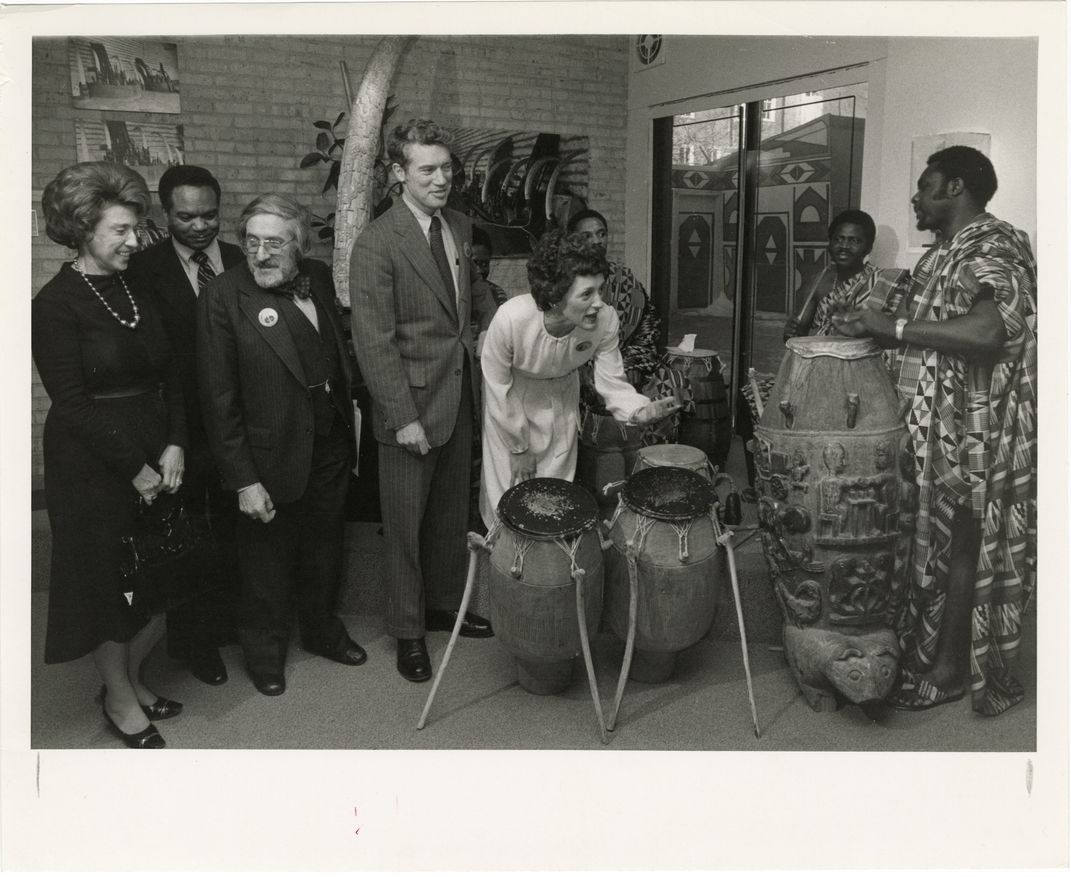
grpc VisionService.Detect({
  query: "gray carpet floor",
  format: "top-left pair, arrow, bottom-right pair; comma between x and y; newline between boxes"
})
29,490 -> 1037,752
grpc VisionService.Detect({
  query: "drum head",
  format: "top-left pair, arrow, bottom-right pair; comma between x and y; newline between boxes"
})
638,443 -> 707,469
498,478 -> 599,537
623,466 -> 715,521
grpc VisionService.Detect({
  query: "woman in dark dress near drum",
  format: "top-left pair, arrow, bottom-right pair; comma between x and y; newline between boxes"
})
32,162 -> 187,749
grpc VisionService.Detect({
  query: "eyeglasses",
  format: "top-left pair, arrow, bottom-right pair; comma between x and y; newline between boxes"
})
242,235 -> 294,255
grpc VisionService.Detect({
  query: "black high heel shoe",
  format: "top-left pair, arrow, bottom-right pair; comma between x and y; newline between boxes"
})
102,705 -> 166,749
99,686 -> 183,721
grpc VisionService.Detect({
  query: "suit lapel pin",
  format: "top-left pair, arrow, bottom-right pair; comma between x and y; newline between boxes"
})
259,307 -> 279,327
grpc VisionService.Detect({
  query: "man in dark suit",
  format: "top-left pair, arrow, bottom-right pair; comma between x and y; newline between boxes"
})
198,194 -> 367,696
350,119 -> 495,683
129,165 -> 244,686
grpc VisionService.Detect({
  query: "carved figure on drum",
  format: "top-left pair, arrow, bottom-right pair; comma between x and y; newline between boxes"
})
478,230 -> 679,528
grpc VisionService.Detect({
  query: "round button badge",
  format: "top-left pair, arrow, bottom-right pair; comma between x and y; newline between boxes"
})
259,307 -> 279,327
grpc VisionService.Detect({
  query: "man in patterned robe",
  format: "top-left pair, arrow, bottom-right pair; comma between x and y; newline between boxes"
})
835,146 -> 1036,716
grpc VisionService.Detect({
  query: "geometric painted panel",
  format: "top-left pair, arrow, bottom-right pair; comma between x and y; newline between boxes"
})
793,184 -> 829,243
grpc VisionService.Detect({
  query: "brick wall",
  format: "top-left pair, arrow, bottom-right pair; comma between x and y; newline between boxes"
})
30,34 -> 630,487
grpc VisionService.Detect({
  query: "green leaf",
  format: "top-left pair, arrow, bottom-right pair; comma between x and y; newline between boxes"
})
314,120 -> 333,130
300,152 -> 324,168
319,227 -> 334,241
316,132 -> 330,152
334,111 -> 346,127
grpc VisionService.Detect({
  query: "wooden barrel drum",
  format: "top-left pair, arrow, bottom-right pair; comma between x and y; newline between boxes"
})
664,348 -> 732,471
486,478 -> 604,694
604,466 -> 726,684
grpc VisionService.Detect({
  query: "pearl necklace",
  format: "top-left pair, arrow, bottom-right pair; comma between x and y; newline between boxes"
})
73,260 -> 140,329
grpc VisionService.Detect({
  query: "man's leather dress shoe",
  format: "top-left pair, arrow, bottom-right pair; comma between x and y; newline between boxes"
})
396,637 -> 432,682
306,637 -> 368,666
425,609 -> 494,638
189,648 -> 228,685
250,669 -> 286,696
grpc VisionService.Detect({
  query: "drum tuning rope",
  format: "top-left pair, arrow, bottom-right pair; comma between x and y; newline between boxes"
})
670,520 -> 691,562
509,537 -> 535,579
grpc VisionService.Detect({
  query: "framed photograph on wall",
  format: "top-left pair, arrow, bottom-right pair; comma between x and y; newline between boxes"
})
69,37 -> 180,113
908,131 -> 990,251
74,118 -> 185,188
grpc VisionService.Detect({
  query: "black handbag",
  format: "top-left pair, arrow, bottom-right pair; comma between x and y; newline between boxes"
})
118,492 -> 216,615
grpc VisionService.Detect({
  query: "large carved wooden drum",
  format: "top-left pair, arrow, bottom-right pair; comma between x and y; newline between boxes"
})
664,347 -> 732,471
604,466 -> 726,683
753,336 -> 907,711
486,478 -> 604,694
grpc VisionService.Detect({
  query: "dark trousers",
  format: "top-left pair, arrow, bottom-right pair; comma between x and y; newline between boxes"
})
235,421 -> 351,674
166,450 -> 239,658
378,363 -> 474,640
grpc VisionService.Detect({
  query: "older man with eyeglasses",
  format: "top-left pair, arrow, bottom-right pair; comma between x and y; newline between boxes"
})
198,193 -> 367,697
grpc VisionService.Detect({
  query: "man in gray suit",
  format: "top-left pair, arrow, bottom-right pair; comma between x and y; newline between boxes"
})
350,119 -> 494,683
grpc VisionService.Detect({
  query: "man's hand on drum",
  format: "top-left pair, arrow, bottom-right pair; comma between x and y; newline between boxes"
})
629,396 -> 681,426
832,306 -> 894,343
509,450 -> 537,485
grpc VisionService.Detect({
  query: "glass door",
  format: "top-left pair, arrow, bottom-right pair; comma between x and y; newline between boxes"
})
656,82 -> 867,420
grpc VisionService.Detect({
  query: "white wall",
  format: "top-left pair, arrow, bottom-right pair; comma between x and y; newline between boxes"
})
868,38 -> 1037,268
624,36 -> 1038,282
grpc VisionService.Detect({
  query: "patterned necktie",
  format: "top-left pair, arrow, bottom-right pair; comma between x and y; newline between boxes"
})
429,215 -> 457,309
275,274 -> 312,301
191,249 -> 216,295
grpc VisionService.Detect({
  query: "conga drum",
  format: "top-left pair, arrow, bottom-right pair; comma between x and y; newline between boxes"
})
753,336 -> 907,711
604,466 -> 726,686
664,347 -> 732,470
632,442 -> 715,481
486,478 -> 604,694
576,409 -> 644,521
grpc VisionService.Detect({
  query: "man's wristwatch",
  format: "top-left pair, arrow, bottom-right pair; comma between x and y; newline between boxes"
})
895,318 -> 908,342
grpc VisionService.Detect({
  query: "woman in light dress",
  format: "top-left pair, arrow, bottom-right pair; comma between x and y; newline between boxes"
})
479,230 -> 678,527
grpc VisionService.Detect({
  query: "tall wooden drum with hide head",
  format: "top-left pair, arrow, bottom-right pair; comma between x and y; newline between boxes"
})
486,478 -> 604,694
604,466 -> 726,683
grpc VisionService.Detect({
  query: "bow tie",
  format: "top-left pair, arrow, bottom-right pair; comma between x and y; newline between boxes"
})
271,275 -> 312,300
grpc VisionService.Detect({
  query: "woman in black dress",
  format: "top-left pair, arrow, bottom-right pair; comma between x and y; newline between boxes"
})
33,162 -> 187,748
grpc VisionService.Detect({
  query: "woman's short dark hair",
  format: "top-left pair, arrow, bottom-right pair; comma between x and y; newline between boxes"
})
566,208 -> 608,234
828,209 -> 876,249
527,229 -> 609,311
42,161 -> 151,249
